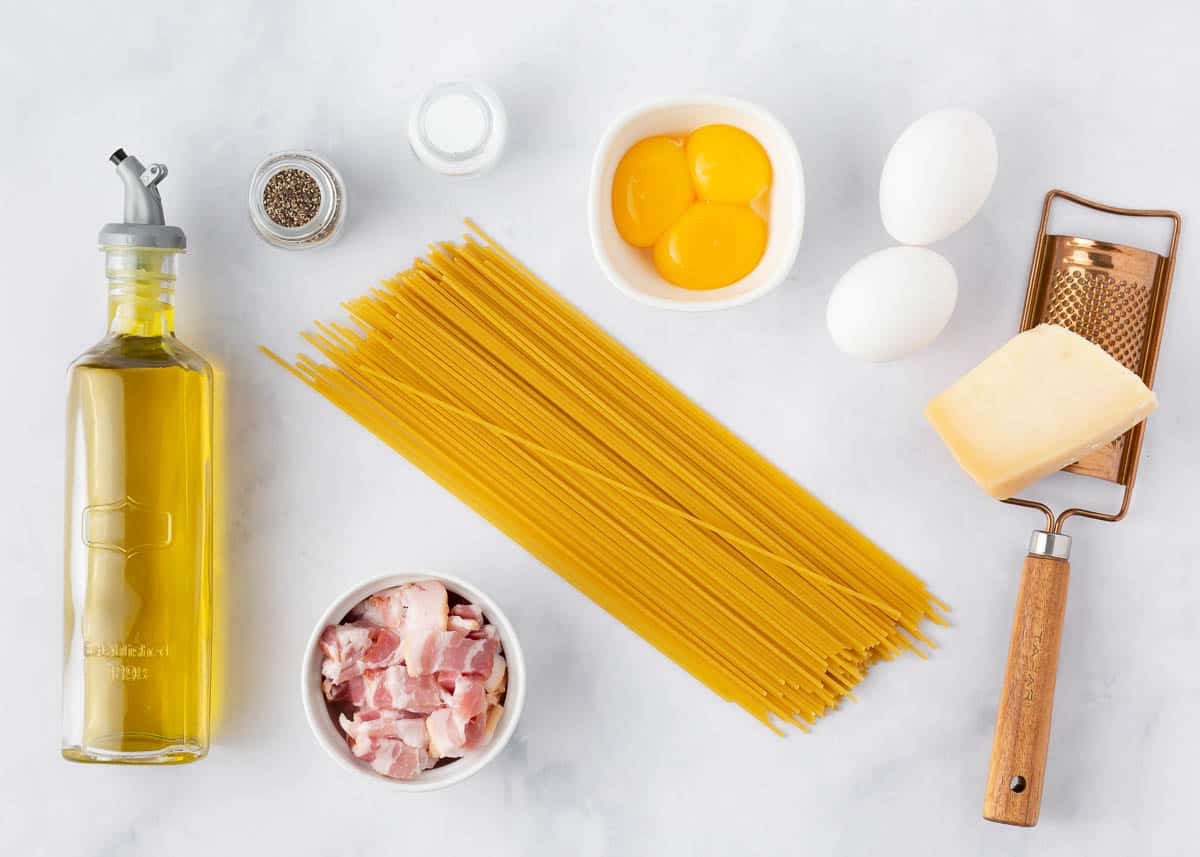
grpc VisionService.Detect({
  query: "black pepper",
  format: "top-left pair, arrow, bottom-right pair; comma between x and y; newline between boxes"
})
262,168 -> 322,228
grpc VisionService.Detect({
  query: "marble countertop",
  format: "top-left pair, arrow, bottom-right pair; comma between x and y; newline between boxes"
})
3,1 -> 1198,854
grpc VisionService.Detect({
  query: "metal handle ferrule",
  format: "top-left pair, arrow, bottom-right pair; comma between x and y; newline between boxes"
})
1029,530 -> 1072,560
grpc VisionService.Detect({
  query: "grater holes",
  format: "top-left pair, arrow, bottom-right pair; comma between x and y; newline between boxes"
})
1045,268 -> 1152,372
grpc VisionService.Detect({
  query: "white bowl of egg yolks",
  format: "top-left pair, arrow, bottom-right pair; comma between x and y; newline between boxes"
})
589,97 -> 804,311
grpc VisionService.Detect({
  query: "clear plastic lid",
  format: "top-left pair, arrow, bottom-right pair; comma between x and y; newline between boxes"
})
408,82 -> 508,177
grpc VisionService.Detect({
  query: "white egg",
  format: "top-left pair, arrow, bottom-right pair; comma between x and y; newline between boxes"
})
826,247 -> 958,362
880,109 -> 997,245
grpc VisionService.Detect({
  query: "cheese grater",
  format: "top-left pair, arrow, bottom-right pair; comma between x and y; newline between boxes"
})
983,189 -> 1181,826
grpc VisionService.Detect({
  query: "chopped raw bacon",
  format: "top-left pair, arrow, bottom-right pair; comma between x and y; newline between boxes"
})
350,666 -> 445,713
319,623 -> 373,664
362,627 -> 405,666
322,659 -> 360,689
369,738 -> 431,781
434,654 -> 503,701
340,710 -> 428,758
448,603 -> 483,633
427,677 -> 493,758
449,676 -> 488,731
451,603 -> 483,623
341,676 -> 364,704
426,708 -> 462,759
448,615 -> 480,633
402,581 -> 448,636
321,581 -> 508,781
483,705 -> 503,744
427,706 -> 496,758
321,625 -> 404,685
485,654 -> 507,700
349,586 -> 407,631
468,623 -> 497,642
404,630 -> 498,677
461,713 -> 487,752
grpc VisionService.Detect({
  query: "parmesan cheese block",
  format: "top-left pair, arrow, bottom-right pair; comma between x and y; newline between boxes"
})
925,324 -> 1158,499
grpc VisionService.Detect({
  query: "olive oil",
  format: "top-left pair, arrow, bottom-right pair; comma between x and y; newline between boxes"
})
62,151 -> 212,764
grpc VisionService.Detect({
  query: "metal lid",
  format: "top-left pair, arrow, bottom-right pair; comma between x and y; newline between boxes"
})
98,148 -> 187,250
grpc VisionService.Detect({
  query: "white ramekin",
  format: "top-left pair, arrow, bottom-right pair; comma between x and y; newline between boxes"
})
301,571 -> 526,791
588,96 -> 805,311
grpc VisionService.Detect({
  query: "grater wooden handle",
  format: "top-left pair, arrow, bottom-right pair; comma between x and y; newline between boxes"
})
983,550 -> 1071,827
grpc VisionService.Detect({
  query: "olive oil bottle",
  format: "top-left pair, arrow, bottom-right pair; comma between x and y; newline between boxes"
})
62,150 -> 212,763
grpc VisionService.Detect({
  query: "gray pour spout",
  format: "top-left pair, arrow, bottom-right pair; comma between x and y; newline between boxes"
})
98,148 -> 187,250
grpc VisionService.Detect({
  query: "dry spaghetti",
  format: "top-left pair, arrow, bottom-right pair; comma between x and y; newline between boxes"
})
265,223 -> 947,733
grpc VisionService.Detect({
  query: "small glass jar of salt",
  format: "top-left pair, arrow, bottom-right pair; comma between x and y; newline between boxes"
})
409,82 -> 508,177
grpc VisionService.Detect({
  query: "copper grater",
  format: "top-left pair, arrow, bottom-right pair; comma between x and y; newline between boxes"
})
982,189 -> 1181,827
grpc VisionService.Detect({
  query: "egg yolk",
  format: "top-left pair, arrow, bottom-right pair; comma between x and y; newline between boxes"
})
685,124 -> 772,206
611,136 -> 694,247
653,203 -> 768,290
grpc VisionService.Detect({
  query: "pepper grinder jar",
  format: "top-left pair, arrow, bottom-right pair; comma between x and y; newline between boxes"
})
248,151 -> 346,249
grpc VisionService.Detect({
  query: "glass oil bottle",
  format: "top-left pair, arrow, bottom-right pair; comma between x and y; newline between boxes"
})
62,150 -> 213,763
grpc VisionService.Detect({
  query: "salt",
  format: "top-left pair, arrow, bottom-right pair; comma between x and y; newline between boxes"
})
422,92 -> 489,157
409,82 -> 507,177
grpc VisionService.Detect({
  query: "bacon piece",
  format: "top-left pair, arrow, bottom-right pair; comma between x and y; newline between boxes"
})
350,666 -> 444,713
461,714 -> 487,752
321,625 -> 404,685
346,581 -> 446,635
483,704 -> 503,744
403,629 -> 498,677
468,623 -> 497,642
320,624 -> 376,689
369,738 -> 431,781
319,623 -> 373,664
449,675 -> 488,730
323,677 -> 349,702
323,661 -> 358,692
340,710 -> 428,758
402,581 -> 448,636
349,586 -> 407,631
451,603 -> 483,623
361,627 -> 404,666
484,654 -> 507,702
426,708 -> 464,759
448,615 -> 480,633
448,603 -> 483,633
426,676 -> 492,758
433,653 -> 503,702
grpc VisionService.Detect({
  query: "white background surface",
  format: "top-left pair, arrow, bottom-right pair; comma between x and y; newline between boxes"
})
2,2 -> 1197,855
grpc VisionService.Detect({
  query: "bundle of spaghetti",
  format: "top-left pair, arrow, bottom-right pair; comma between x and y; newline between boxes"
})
265,222 -> 947,733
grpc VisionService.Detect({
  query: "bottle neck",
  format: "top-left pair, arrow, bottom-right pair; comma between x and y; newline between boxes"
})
104,247 -> 181,338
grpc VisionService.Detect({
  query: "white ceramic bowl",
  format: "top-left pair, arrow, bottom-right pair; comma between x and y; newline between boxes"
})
588,96 -> 805,311
301,571 -> 526,791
